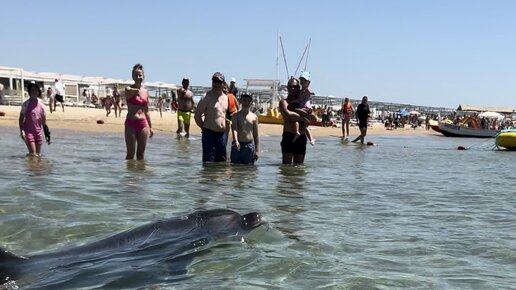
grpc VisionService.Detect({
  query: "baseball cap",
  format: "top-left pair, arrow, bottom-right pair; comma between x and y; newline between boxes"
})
300,71 -> 311,81
212,72 -> 225,82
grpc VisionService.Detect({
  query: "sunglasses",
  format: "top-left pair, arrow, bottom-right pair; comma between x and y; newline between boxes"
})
212,78 -> 223,84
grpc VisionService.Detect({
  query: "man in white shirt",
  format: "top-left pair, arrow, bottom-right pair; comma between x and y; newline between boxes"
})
54,79 -> 65,112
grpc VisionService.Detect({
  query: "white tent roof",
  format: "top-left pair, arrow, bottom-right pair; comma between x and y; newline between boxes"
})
145,81 -> 177,89
478,111 -> 504,119
0,65 -> 178,92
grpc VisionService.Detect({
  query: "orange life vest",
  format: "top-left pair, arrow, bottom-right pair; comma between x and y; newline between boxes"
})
228,93 -> 238,114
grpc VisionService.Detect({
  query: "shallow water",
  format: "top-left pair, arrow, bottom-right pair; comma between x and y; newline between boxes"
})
0,126 -> 515,289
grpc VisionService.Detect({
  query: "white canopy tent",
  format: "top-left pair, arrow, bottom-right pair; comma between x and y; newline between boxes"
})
478,111 -> 504,119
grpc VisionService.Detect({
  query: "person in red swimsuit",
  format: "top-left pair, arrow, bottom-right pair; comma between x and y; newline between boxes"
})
124,63 -> 153,160
341,97 -> 354,141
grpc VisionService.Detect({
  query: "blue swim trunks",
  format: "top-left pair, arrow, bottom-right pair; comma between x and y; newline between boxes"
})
230,141 -> 255,164
201,128 -> 226,162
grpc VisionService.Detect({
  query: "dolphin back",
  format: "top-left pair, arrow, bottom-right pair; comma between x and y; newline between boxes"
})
0,246 -> 28,280
0,209 -> 264,285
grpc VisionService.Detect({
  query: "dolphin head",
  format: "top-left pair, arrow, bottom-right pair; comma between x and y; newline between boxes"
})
241,212 -> 263,231
195,209 -> 263,238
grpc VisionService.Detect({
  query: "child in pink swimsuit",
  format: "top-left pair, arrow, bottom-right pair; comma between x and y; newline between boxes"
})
19,83 -> 51,156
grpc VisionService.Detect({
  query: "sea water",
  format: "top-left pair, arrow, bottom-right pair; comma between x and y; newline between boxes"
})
0,126 -> 515,289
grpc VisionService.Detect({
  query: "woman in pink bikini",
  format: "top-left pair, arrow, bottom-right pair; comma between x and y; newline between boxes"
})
124,63 -> 153,160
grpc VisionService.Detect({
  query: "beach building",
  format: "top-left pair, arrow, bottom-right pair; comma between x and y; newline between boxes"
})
6,66 -> 498,119
180,77 -> 456,120
0,66 -> 178,108
456,104 -> 515,115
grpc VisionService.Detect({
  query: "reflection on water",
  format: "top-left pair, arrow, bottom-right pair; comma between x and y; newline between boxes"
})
126,159 -> 150,172
175,134 -> 194,153
277,165 -> 307,198
273,165 -> 308,241
226,164 -> 258,190
199,162 -> 233,184
24,155 -> 53,176
0,127 -> 515,289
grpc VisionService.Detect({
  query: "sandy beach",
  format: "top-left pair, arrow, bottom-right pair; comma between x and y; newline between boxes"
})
0,105 -> 431,137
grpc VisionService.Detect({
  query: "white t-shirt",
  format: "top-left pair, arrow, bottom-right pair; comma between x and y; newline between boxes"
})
54,81 -> 65,96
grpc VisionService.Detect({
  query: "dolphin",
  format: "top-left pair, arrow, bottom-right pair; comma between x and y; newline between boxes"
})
0,209 -> 263,288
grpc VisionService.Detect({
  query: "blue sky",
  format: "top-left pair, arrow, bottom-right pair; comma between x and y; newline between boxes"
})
2,0 -> 515,108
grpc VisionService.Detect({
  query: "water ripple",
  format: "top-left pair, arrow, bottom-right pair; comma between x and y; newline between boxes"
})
0,128 -> 515,289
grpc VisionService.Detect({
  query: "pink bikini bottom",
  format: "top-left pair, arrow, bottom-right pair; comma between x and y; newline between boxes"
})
125,118 -> 148,135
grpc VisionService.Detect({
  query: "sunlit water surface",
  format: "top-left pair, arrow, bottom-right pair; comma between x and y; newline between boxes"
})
0,126 -> 515,289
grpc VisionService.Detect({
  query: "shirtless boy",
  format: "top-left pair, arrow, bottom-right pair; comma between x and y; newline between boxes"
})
230,94 -> 259,164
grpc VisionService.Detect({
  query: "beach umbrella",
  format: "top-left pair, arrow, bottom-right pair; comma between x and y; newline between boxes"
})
409,110 -> 420,115
399,109 -> 409,116
478,111 -> 504,119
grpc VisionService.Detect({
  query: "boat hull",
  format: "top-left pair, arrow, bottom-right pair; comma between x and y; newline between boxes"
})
495,129 -> 516,150
430,125 -> 441,133
437,121 -> 498,138
428,120 -> 441,133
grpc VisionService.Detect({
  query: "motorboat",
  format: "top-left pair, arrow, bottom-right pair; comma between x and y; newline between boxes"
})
437,118 -> 498,138
429,119 -> 441,133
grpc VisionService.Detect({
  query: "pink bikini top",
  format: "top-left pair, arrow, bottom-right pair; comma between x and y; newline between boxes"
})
127,89 -> 148,106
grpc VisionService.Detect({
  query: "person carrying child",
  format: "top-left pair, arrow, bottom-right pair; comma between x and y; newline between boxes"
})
287,71 -> 316,145
19,83 -> 51,157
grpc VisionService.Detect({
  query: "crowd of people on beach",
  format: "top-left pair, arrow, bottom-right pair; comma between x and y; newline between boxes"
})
27,62 -> 515,163
447,113 -> 515,130
18,63 -> 376,163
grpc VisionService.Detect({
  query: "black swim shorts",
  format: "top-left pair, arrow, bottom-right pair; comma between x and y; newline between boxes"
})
281,131 -> 307,155
358,119 -> 368,129
55,94 -> 64,103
